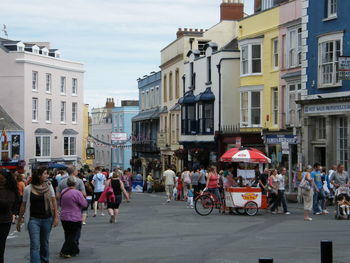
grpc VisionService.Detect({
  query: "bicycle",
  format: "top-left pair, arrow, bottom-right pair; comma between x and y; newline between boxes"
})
194,189 -> 224,216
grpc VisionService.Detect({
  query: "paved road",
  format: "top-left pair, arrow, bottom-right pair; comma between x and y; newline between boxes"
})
5,193 -> 350,263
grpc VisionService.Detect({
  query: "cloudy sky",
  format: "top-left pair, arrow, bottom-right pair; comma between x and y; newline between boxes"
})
2,0 -> 253,108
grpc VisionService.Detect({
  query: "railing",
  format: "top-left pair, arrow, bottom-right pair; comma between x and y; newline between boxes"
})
132,140 -> 159,153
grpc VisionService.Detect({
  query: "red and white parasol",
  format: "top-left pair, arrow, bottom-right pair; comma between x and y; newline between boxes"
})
220,147 -> 271,163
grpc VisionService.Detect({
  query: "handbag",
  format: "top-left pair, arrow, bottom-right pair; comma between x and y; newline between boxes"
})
299,178 -> 311,191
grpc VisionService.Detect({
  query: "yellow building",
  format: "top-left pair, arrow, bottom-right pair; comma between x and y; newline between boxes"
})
82,104 -> 93,167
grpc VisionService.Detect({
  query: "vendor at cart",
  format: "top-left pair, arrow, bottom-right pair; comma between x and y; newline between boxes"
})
206,166 -> 221,202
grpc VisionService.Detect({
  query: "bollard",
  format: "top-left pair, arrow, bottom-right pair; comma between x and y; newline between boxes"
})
321,240 -> 333,263
259,258 -> 273,263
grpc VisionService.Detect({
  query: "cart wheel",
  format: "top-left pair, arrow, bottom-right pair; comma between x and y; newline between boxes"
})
245,201 -> 258,216
195,195 -> 214,216
235,208 -> 246,215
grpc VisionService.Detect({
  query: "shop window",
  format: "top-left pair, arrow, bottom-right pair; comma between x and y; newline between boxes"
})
316,117 -> 326,139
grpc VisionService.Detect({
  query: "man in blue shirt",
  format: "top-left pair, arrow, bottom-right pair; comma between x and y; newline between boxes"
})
92,167 -> 106,217
311,163 -> 325,215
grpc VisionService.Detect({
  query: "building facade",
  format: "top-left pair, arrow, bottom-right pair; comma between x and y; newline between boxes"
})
111,100 -> 139,171
132,72 -> 161,179
0,38 -> 84,170
300,0 -> 350,170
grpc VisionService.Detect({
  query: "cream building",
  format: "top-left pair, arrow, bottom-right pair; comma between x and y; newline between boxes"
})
0,37 -> 84,170
159,0 -> 243,172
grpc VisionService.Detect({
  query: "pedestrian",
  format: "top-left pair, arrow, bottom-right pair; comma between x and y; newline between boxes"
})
182,168 -> 191,200
253,166 -> 261,187
269,169 -> 279,214
320,167 -> 330,214
176,173 -> 183,201
106,172 -> 129,223
16,172 -> 26,219
0,169 -> 19,263
198,167 -> 207,192
59,176 -> 88,258
121,170 -> 131,201
83,176 -> 94,225
187,184 -> 194,208
258,168 -> 269,195
191,168 -> 200,199
17,167 -> 59,263
330,163 -> 350,189
205,166 -> 221,203
301,165 -> 314,221
311,163 -> 325,215
126,168 -> 133,199
91,167 -> 106,217
163,165 -> 176,203
276,168 -> 291,215
147,173 -> 154,193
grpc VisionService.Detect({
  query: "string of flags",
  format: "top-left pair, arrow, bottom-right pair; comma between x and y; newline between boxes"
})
86,134 -> 156,149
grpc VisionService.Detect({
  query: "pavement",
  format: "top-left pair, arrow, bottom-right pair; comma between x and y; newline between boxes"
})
5,192 -> 350,263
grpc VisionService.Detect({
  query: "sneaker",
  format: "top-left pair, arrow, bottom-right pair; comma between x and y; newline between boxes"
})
285,212 -> 291,215
101,213 -> 105,216
271,211 -> 277,215
304,217 -> 312,221
93,214 -> 96,218
191,206 -> 194,209
82,222 -> 86,225
323,210 -> 329,214
60,253 -> 71,258
315,212 -> 321,215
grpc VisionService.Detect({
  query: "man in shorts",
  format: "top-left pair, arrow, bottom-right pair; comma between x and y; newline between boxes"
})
163,165 -> 176,203
92,167 -> 106,217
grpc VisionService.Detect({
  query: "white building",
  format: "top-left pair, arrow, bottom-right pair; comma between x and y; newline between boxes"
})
0,37 -> 84,170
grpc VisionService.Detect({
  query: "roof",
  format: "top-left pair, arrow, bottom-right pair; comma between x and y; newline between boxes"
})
222,39 -> 239,51
132,108 -> 160,122
62,129 -> 79,135
0,106 -> 22,131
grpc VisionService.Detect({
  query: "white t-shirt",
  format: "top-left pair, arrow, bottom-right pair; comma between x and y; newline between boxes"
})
92,173 -> 106,193
163,169 -> 176,186
277,174 -> 285,190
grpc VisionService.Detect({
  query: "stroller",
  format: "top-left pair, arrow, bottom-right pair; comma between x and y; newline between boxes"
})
334,186 -> 350,220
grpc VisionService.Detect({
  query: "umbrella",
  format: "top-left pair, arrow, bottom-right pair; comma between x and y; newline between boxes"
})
220,147 -> 271,163
48,163 -> 67,169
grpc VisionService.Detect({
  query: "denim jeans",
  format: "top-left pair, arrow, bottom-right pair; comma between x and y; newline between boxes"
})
277,190 -> 288,213
207,188 -> 222,203
61,221 -> 82,256
28,217 -> 53,263
313,188 -> 325,214
0,222 -> 11,263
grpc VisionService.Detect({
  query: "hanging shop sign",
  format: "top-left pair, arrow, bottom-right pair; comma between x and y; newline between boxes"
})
111,132 -> 128,142
339,56 -> 350,80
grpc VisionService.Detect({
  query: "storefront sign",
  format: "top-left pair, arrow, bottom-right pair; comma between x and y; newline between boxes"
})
304,103 -> 350,114
339,56 -> 350,80
111,132 -> 128,142
266,135 -> 297,144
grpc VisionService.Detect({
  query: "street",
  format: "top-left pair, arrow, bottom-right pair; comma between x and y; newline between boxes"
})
5,193 -> 350,263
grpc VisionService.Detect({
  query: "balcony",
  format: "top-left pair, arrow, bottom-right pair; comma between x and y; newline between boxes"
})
132,140 -> 159,153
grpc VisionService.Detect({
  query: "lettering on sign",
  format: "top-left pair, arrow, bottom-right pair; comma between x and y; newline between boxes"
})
339,56 -> 350,80
304,103 -> 350,114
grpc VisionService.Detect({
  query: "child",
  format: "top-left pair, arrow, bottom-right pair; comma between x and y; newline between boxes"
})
176,176 -> 183,201
187,184 -> 194,208
338,196 -> 350,216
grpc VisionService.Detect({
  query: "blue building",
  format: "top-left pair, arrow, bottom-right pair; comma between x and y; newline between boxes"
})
300,0 -> 350,169
111,101 -> 139,170
131,71 -> 161,179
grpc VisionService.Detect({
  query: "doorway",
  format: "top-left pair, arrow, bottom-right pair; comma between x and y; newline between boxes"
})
314,147 -> 326,166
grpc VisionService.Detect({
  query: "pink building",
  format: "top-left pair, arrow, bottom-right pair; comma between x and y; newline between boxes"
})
0,38 -> 84,170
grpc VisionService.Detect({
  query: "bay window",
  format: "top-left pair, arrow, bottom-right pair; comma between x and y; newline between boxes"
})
286,83 -> 302,126
181,104 -> 196,135
198,103 -> 214,134
287,27 -> 302,68
240,89 -> 261,127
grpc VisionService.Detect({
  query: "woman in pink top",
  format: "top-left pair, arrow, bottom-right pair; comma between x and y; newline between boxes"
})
59,176 -> 88,258
206,166 -> 221,203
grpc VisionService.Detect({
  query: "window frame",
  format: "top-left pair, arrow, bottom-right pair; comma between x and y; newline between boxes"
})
272,87 -> 278,126
45,99 -> 52,123
207,57 -> 212,83
60,76 -> 66,95
272,38 -> 279,70
63,136 -> 77,156
32,71 -> 38,91
240,88 -> 262,128
261,0 -> 273,11
285,82 -> 302,127
198,102 -> 214,135
287,27 -> 302,69
32,98 -> 38,122
35,135 -> 51,157
181,104 -> 197,135
72,78 -> 78,95
327,0 -> 337,18
72,102 -> 78,123
45,73 -> 52,93
60,101 -> 66,123
337,117 -> 348,170
239,40 -> 263,76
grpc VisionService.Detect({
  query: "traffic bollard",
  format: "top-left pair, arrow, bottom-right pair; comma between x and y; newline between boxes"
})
259,258 -> 273,263
321,240 -> 333,263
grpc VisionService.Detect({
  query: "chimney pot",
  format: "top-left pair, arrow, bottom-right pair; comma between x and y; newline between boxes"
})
220,0 -> 244,21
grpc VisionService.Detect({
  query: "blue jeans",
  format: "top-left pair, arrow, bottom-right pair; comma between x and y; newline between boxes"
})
207,188 -> 222,203
28,217 -> 53,263
313,188 -> 325,214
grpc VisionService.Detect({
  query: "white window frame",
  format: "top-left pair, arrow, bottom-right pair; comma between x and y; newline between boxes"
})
60,76 -> 66,95
72,78 -> 78,95
17,42 -> 24,52
327,0 -> 337,18
35,135 -> 51,157
239,39 -> 263,76
272,38 -> 279,70
72,102 -> 77,123
32,98 -> 38,122
32,71 -> 38,91
45,73 -> 52,93
45,99 -> 52,123
60,101 -> 66,123
240,87 -> 262,128
285,82 -> 302,127
150,88 -> 154,108
318,33 -> 343,88
42,48 -> 49,56
32,45 -> 39,55
261,0 -> 273,11
63,136 -> 76,156
286,27 -> 302,68
337,117 -> 348,170
141,92 -> 145,110
272,87 -> 278,126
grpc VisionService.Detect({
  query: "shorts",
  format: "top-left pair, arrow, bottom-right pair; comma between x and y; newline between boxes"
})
107,195 -> 123,209
125,187 -> 131,193
165,185 -> 174,198
94,192 -> 103,202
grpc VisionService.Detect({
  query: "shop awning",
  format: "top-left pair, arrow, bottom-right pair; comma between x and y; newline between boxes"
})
195,87 -> 215,102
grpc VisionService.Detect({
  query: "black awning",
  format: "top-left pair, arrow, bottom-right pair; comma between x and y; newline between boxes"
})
34,128 -> 53,134
178,90 -> 195,104
195,87 -> 215,102
62,129 -> 79,135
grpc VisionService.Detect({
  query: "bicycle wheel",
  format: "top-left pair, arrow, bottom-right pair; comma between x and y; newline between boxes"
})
245,201 -> 258,216
195,195 -> 214,216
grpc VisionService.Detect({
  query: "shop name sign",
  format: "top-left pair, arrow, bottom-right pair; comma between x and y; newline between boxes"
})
339,56 -> 350,80
266,135 -> 297,144
304,103 -> 350,114
111,132 -> 128,142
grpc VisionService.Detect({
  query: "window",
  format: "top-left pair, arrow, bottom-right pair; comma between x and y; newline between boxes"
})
190,62 -> 194,88
155,87 -> 159,106
272,39 -> 278,69
318,34 -> 342,87
175,70 -> 180,99
316,117 -> 326,139
72,102 -> 77,123
32,98 -> 38,121
32,46 -> 39,55
327,0 -> 337,18
146,91 -> 149,109
287,28 -> 302,68
1,140 -> 9,161
163,75 -> 167,102
60,101 -> 66,122
198,41 -> 209,55
198,103 -> 214,134
35,136 -> 50,157
45,73 -> 52,93
240,43 -> 262,75
181,104 -> 196,135
60,77 -> 66,94
338,117 -> 348,170
286,83 -> 302,126
72,78 -> 78,95
169,72 -> 173,101
240,90 -> 261,127
64,136 -> 76,156
32,71 -> 38,91
46,99 -> 52,122
261,0 -> 273,10
207,57 -> 212,82
272,88 -> 278,126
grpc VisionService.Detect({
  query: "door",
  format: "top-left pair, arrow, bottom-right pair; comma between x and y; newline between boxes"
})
314,147 -> 326,167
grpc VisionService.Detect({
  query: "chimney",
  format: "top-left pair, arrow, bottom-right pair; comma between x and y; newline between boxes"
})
220,0 -> 244,21
105,98 -> 115,108
254,0 -> 262,13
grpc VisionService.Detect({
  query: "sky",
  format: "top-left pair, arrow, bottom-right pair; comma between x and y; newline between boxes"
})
2,0 -> 254,108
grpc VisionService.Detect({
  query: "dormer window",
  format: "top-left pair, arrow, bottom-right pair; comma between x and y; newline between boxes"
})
32,45 -> 39,55
55,51 -> 61,58
17,42 -> 25,52
42,48 -> 49,56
